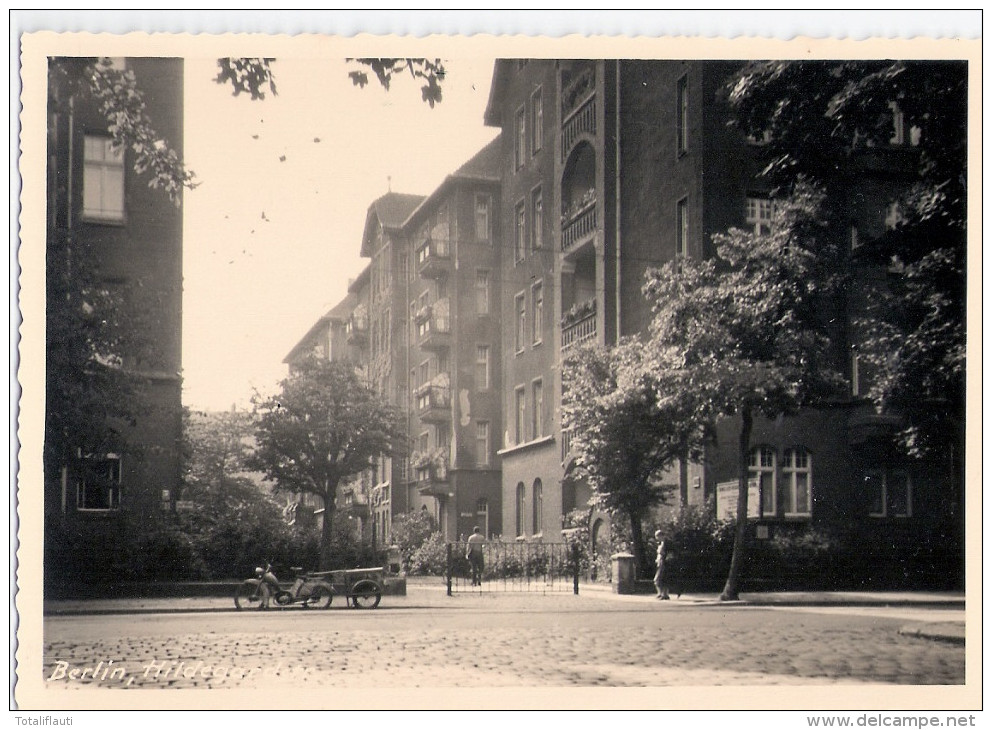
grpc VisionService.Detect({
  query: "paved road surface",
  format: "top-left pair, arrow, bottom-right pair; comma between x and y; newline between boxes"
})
42,592 -> 965,690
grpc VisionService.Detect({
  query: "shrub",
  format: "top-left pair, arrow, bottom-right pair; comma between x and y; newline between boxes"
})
390,509 -> 436,571
408,532 -> 447,575
652,499 -> 735,592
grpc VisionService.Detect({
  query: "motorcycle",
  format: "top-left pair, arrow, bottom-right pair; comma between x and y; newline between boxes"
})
234,562 -> 334,610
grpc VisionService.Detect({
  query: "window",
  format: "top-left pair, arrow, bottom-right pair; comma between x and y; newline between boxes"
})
532,379 -> 544,439
476,498 -> 489,537
476,421 -> 490,467
515,387 -> 527,444
866,469 -> 912,518
676,75 -> 689,155
531,187 -> 543,250
475,270 -> 490,315
516,483 -> 526,536
532,478 -> 543,535
532,281 -> 543,344
515,107 -> 526,169
749,446 -> 777,517
531,88 -> 543,154
515,201 -> 526,263
82,135 -> 124,222
475,195 -> 491,241
515,292 -> 526,353
475,345 -> 490,389
746,197 -> 774,236
677,198 -> 689,257
76,455 -> 121,511
782,448 -> 812,516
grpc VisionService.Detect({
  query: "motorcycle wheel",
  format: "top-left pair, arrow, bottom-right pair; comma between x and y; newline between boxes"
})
234,581 -> 261,610
304,585 -> 333,609
350,580 -> 381,609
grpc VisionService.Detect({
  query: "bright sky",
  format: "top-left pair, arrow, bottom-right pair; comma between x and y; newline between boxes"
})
181,57 -> 498,411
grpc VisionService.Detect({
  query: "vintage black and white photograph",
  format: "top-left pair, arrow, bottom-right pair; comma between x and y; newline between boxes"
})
13,14 -> 980,714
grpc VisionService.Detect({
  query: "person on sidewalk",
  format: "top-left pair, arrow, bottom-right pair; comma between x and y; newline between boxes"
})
466,526 -> 486,586
653,530 -> 670,600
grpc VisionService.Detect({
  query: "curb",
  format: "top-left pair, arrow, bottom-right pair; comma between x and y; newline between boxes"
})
898,623 -> 966,645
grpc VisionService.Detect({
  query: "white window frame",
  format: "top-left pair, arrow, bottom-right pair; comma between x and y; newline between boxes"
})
82,135 -> 125,222
749,446 -> 777,518
515,106 -> 527,169
677,197 -> 689,258
782,448 -> 812,517
476,344 -> 490,390
515,386 -> 527,445
532,378 -> 544,440
531,87 -> 543,154
746,197 -> 774,236
531,185 -> 544,251
514,200 -> 526,264
514,291 -> 526,354
475,269 -> 490,315
475,194 -> 491,242
676,75 -> 689,155
531,280 -> 544,345
476,421 -> 490,467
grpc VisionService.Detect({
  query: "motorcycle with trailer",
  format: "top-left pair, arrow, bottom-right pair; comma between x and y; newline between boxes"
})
234,562 -> 384,610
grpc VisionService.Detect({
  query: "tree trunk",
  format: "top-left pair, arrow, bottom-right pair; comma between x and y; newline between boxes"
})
678,446 -> 690,506
720,406 -> 753,601
319,487 -> 337,570
628,509 -> 646,579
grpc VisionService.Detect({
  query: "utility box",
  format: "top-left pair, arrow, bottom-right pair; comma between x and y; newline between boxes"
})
611,552 -> 636,594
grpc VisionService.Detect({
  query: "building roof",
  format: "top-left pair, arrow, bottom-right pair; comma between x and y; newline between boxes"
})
348,262 -> 371,294
360,192 -> 425,257
282,292 -> 357,365
403,136 -> 502,230
483,59 -> 512,128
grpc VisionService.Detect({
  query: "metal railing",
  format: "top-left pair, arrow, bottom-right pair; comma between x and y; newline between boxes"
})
446,541 -> 581,594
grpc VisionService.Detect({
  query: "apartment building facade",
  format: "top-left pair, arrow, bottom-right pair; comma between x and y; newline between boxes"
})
483,58 -> 961,584
44,59 -> 185,587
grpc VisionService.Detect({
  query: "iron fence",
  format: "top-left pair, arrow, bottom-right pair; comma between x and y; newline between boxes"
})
446,541 -> 581,594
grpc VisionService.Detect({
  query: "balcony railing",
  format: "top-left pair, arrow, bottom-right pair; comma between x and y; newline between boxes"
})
416,238 -> 451,279
560,203 -> 597,252
418,315 -> 451,351
561,302 -> 596,351
561,96 -> 596,161
416,385 -> 451,423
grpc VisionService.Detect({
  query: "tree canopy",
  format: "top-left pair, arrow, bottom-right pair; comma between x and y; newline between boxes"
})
725,60 -> 967,465
250,357 -> 405,568
562,340 -> 712,574
643,184 -> 846,600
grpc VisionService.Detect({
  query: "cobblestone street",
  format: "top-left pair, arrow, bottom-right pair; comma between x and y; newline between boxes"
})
41,592 -> 966,690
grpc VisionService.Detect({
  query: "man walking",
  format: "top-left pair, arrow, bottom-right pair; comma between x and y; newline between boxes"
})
653,530 -> 670,600
466,526 -> 486,586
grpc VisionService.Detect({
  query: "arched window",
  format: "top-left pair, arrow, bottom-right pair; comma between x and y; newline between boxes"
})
783,448 -> 812,516
532,479 -> 543,535
515,482 -> 526,537
749,446 -> 777,517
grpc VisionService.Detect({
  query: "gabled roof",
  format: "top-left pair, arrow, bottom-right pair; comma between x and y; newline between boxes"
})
360,192 -> 425,257
403,136 -> 502,230
283,292 -> 357,365
483,59 -> 511,128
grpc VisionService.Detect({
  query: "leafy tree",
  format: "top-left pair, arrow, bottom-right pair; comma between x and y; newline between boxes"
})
390,509 -> 437,570
725,60 -> 967,470
561,340 -> 711,577
250,357 -> 406,569
643,184 -> 845,600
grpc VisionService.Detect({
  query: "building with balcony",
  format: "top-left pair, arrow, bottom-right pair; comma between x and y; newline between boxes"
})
483,59 -> 962,586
